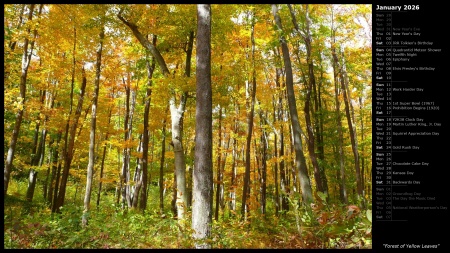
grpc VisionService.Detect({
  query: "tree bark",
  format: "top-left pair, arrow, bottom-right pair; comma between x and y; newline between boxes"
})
171,173 -> 177,217
272,4 -> 313,204
170,95 -> 188,220
83,26 -> 104,226
25,157 -> 40,214
26,169 -> 38,203
192,4 -> 213,248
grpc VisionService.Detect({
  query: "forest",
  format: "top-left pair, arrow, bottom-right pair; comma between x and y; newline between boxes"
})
4,4 -> 372,249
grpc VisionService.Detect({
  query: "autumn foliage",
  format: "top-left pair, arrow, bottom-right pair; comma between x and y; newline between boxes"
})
4,4 -> 372,249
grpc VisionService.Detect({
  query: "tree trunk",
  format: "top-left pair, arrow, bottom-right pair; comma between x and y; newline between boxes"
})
241,14 -> 257,219
220,135 -> 229,214
58,24 -> 77,209
159,114 -> 167,214
331,42 -> 348,204
121,74 -> 134,209
316,56 -> 328,195
37,92 -> 53,201
30,90 -> 49,199
47,135 -> 56,207
117,11 -> 170,76
55,67 -> 87,212
171,173 -> 177,217
229,102 -> 239,212
272,97 -> 280,215
131,137 -> 142,208
96,105 -> 112,208
170,95 -> 188,221
51,137 -> 62,212
147,135 -> 155,199
289,4 -> 328,196
170,30 -> 194,219
359,96 -> 366,196
53,24 -> 84,213
118,12 -> 192,220
274,51 -> 289,213
26,169 -> 38,203
215,106 -> 222,221
4,4 -> 36,197
187,165 -> 193,210
30,90 -> 45,165
259,110 -> 268,215
83,26 -> 104,227
192,5 -> 213,248
139,46 -> 156,211
272,4 -> 313,204
339,54 -> 363,197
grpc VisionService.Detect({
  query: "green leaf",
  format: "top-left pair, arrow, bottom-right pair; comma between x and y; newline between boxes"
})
317,191 -> 328,202
366,210 -> 372,223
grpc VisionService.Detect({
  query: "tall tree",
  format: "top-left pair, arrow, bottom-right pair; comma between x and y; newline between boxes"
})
215,106 -> 223,221
139,39 -> 157,211
273,48 -> 289,213
117,9 -> 190,221
54,66 -> 88,212
159,113 -> 167,214
96,106 -> 113,208
229,99 -> 239,212
339,55 -> 363,197
241,11 -> 257,219
121,70 -> 138,208
330,6 -> 348,203
271,4 -> 313,204
192,4 -> 213,248
288,4 -> 328,195
168,28 -> 194,219
53,6 -> 83,212
82,20 -> 105,226
258,109 -> 268,215
4,4 -> 36,197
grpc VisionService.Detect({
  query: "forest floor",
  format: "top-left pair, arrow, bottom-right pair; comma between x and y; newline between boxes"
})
4,181 -> 372,249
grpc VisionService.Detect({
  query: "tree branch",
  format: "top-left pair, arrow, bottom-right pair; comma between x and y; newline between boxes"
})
117,12 -> 170,76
